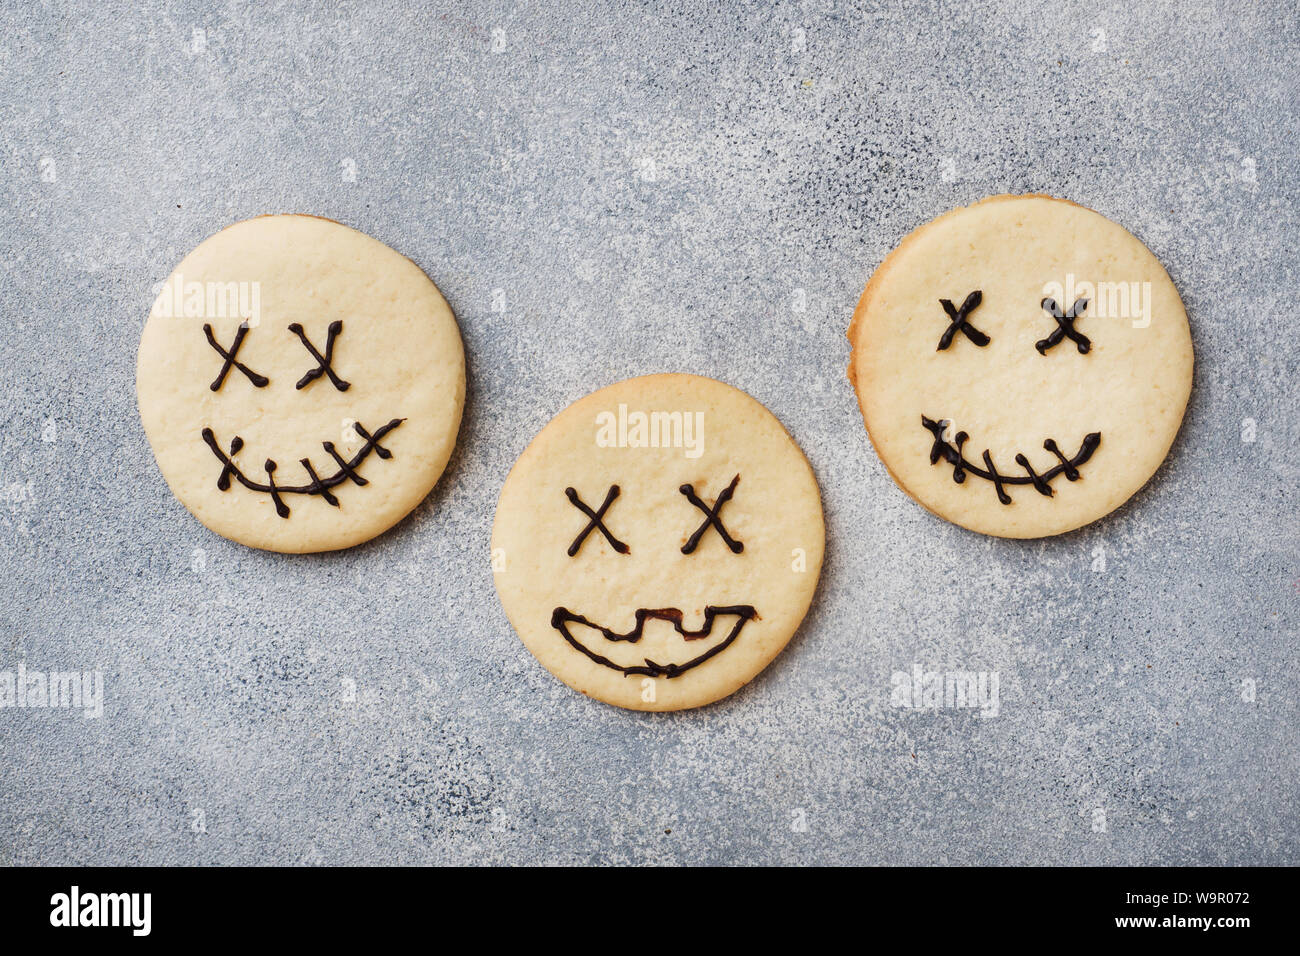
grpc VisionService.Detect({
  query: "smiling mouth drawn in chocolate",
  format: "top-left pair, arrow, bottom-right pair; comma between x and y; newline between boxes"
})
550,606 -> 759,679
201,418 -> 405,518
921,415 -> 1101,505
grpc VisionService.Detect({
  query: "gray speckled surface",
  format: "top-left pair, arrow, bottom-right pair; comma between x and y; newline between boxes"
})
1,0 -> 1296,866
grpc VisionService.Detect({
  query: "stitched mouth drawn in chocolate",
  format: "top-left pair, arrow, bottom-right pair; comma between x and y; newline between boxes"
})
921,415 -> 1101,505
200,417 -> 405,518
550,605 -> 758,678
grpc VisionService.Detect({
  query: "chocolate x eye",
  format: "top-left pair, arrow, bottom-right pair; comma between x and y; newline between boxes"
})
565,485 -> 629,556
679,475 -> 743,554
936,290 -> 990,350
288,320 -> 351,391
847,194 -> 1193,538
136,214 -> 466,553
492,374 -> 824,712
203,321 -> 268,390
1037,296 -> 1091,354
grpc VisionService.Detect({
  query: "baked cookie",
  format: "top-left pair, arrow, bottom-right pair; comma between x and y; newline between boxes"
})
137,215 -> 465,553
492,374 -> 824,711
847,195 -> 1193,538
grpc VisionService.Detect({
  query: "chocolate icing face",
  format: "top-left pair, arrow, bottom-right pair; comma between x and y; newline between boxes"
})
491,373 -> 824,711
847,195 -> 1193,538
198,318 -> 404,519
923,290 -> 1103,505
553,475 -> 754,678
137,214 -> 466,554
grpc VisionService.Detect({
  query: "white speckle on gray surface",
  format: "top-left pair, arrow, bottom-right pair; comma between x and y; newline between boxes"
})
0,0 -> 1296,865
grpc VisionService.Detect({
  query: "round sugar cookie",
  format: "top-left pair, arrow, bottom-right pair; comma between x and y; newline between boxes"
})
847,194 -> 1193,538
137,215 -> 465,553
492,374 -> 824,711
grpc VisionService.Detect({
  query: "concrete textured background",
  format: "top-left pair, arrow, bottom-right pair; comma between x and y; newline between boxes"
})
1,0 -> 1296,866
